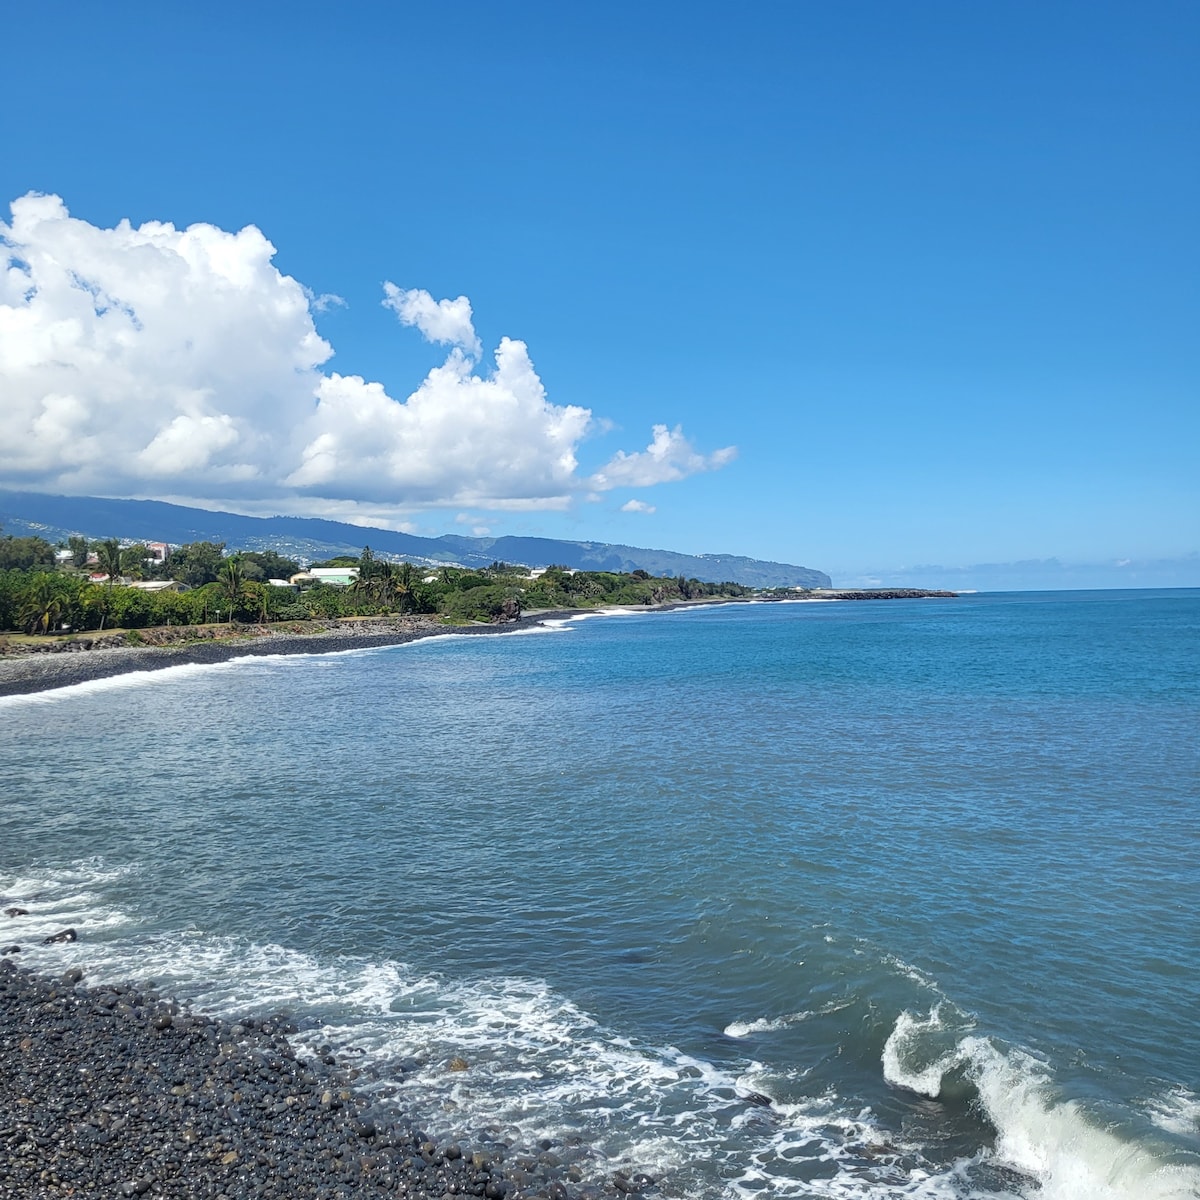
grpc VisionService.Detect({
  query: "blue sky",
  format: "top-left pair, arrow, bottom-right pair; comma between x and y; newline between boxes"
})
1,1 -> 1196,588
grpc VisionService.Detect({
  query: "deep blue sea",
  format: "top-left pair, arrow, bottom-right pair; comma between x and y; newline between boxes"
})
2,591 -> 1198,1199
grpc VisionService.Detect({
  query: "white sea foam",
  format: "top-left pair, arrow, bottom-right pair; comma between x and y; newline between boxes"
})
882,1006 -> 971,1097
9,861 -> 1198,1200
0,862 -> 1016,1197
0,602 -> 733,709
0,628 -> 498,708
724,1011 -> 812,1038
1148,1087 -> 1200,1138
883,1008 -> 1200,1200
0,642 -> 398,708
0,861 -> 137,943
0,659 -> 247,707
882,953 -> 943,992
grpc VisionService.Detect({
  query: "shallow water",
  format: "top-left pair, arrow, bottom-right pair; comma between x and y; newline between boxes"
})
2,591 -> 1198,1198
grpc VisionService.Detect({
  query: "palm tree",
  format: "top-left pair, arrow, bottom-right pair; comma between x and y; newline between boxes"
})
83,583 -> 112,631
372,561 -> 397,608
350,567 -> 375,600
97,538 -> 122,584
254,581 -> 270,623
120,544 -> 150,580
219,556 -> 245,622
19,573 -> 66,635
396,562 -> 414,614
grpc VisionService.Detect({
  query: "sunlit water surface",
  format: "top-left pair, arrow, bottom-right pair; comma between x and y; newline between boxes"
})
2,591 -> 1198,1199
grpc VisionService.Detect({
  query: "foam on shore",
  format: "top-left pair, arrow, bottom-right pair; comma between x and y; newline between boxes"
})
882,1008 -> 1200,1200
11,862 -> 1197,1199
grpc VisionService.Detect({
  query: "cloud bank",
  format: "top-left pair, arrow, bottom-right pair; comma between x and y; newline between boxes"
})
0,195 -> 734,520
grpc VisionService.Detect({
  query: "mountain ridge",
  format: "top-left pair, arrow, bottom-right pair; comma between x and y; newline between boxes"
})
0,490 -> 831,588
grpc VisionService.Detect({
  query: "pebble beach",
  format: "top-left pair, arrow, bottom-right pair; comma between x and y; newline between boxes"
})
0,606 -> 697,1199
0,959 -> 635,1200
0,613 -> 578,700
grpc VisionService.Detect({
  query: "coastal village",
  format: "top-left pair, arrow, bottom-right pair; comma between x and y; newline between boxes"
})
0,528 -> 759,645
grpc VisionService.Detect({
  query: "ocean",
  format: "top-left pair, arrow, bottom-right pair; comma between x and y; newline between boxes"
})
2,590 -> 1198,1199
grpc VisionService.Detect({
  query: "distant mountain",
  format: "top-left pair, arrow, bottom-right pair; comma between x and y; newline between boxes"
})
0,490 -> 831,588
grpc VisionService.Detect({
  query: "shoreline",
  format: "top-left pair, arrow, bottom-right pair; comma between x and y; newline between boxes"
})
0,591 -> 958,699
0,958 -> 625,1199
0,602 -> 723,700
0,611 -> 593,700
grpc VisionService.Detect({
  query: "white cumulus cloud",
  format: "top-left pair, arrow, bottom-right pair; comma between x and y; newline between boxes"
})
286,338 -> 592,507
621,499 -> 657,514
0,195 -> 736,520
0,192 -> 330,497
382,283 -> 481,356
591,424 -> 737,490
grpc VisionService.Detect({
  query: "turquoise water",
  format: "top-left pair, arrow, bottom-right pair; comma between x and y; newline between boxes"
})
2,591 -> 1198,1198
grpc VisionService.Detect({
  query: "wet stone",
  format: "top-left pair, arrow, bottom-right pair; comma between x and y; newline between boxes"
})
0,958 -> 653,1200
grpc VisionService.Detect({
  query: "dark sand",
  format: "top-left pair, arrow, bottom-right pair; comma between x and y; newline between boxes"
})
0,612 -> 584,700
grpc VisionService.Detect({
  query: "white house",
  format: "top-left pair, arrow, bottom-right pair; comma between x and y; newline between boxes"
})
289,567 -> 359,587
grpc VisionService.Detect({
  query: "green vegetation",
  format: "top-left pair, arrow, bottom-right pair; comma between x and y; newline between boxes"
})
0,535 -> 56,571
0,528 -> 752,639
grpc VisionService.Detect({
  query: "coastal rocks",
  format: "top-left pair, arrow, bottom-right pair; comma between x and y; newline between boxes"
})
3,907 -> 28,917
0,611 -> 571,699
41,927 -> 77,944
809,589 -> 957,601
491,597 -> 523,623
0,960 -> 651,1200
613,1172 -> 656,1194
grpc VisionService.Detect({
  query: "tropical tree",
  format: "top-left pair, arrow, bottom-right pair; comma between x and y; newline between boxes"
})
243,580 -> 271,623
218,555 -> 245,622
68,535 -> 90,569
96,538 -> 122,584
395,561 -> 414,613
83,582 -> 113,630
107,586 -> 155,630
167,541 -> 226,586
241,550 -> 300,582
350,561 -> 376,603
0,535 -> 57,571
303,582 -> 345,619
366,561 -> 392,608
19,573 -> 67,634
120,544 -> 151,580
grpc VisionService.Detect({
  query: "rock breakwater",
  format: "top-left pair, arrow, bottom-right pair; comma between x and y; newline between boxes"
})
0,960 -> 644,1200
